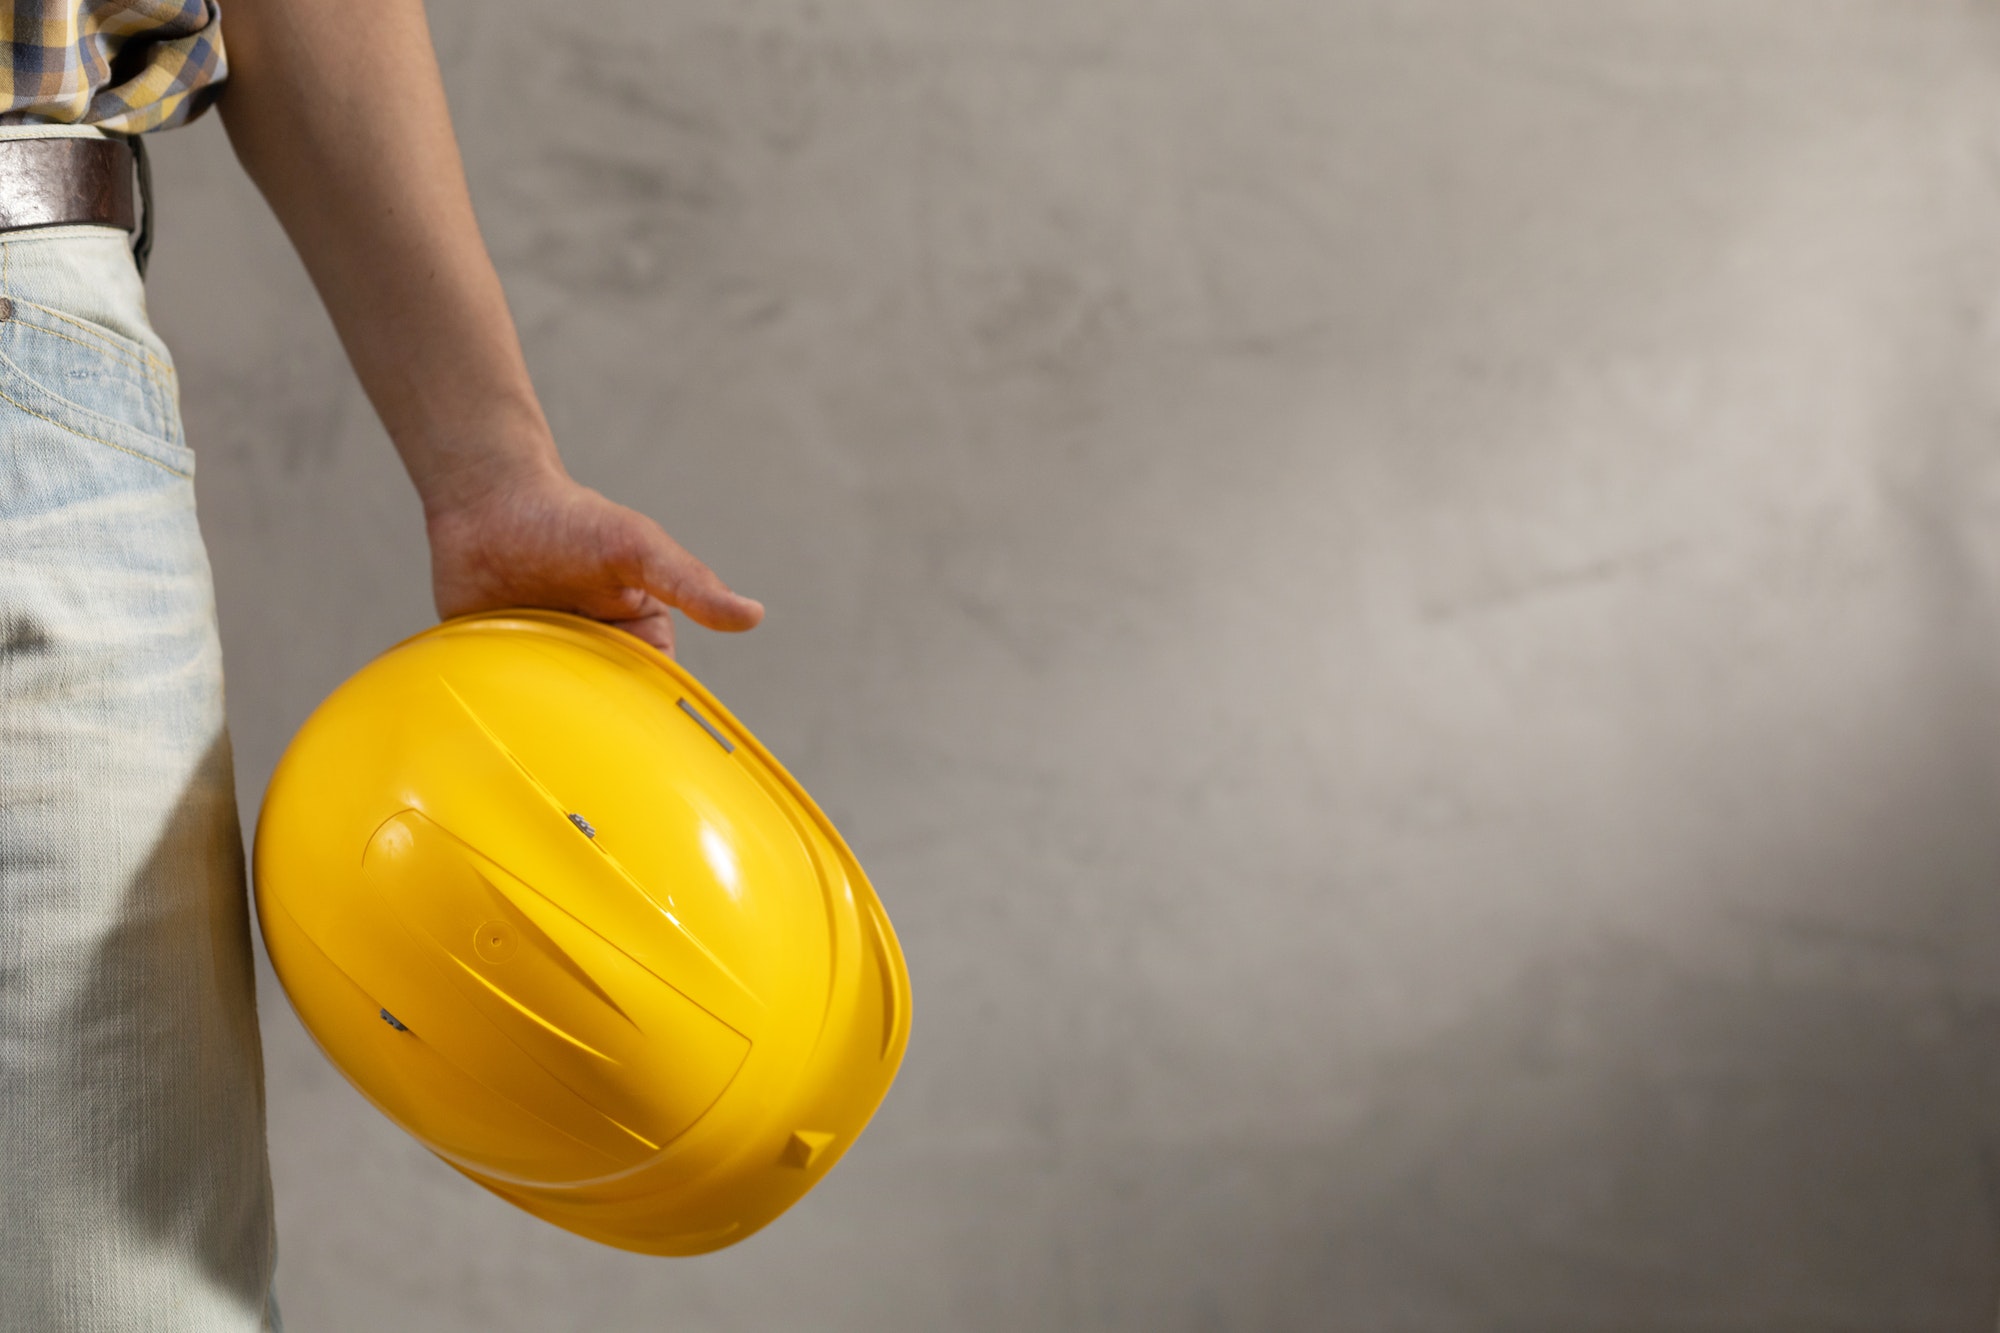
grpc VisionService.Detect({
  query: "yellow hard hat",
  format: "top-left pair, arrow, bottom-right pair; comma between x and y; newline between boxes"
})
252,609 -> 911,1255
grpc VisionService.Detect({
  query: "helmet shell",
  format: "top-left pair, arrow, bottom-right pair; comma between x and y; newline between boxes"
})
253,610 -> 911,1254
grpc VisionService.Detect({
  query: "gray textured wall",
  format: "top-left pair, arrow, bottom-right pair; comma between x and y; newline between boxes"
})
142,1 -> 2000,1328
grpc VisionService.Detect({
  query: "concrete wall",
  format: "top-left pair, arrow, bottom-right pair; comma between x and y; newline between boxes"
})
144,1 -> 2000,1327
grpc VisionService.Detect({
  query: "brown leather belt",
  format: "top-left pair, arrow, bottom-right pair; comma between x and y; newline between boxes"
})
0,135 -> 151,274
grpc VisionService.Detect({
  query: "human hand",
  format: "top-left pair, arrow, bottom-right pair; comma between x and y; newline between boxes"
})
423,461 -> 764,657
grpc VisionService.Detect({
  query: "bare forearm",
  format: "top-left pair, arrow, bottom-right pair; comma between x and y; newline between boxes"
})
211,0 -> 764,650
214,0 -> 559,514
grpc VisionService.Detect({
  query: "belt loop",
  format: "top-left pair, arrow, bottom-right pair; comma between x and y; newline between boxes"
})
128,132 -> 153,280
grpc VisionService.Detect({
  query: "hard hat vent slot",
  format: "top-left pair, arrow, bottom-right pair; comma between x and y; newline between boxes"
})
379,1007 -> 409,1032
566,812 -> 597,839
677,698 -> 735,753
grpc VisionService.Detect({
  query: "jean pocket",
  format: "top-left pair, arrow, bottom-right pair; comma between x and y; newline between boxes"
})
0,295 -> 189,476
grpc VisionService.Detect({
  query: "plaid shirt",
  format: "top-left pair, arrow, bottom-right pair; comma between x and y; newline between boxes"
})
0,0 -> 223,135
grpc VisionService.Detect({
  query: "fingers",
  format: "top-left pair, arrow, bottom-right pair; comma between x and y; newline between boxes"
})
573,581 -> 653,621
607,605 -> 677,657
583,584 -> 678,656
430,481 -> 763,655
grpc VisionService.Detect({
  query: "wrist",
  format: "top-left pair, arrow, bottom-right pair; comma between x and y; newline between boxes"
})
406,409 -> 568,525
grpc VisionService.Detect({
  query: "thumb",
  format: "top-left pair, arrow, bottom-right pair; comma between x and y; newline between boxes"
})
637,532 -> 765,633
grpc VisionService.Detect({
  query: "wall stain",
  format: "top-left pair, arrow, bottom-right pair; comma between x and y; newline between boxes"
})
1419,538 -> 1689,623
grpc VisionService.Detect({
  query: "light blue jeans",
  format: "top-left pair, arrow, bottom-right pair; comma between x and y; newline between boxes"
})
0,125 -> 280,1331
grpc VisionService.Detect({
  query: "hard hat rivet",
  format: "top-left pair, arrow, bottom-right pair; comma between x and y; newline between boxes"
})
567,812 -> 597,839
474,919 -> 518,964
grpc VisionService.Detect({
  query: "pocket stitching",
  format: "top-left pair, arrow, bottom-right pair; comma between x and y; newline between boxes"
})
0,245 -> 187,475
12,306 -> 151,374
12,305 -> 182,438
0,332 -> 190,475
14,298 -> 175,382
0,368 -> 189,477
0,309 -> 181,443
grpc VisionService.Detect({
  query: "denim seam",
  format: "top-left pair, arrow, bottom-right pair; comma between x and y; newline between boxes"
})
7,313 -> 176,441
15,297 -> 175,380
12,307 -> 151,374
0,241 -> 183,459
0,373 -> 191,477
0,237 -> 187,472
